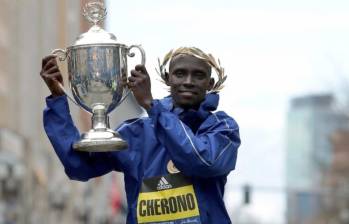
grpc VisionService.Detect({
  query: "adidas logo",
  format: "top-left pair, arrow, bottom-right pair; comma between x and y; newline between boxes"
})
157,177 -> 172,191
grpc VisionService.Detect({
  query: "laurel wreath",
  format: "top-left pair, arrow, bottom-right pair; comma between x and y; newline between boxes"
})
156,47 -> 227,92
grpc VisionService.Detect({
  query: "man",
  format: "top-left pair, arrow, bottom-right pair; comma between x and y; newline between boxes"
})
41,47 -> 241,224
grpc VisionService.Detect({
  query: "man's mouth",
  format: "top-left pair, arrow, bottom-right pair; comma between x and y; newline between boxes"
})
178,90 -> 197,96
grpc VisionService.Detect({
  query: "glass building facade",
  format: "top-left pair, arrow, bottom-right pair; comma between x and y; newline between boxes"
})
286,94 -> 349,223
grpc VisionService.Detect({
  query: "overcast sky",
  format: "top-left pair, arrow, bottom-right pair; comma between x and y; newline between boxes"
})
106,0 -> 349,223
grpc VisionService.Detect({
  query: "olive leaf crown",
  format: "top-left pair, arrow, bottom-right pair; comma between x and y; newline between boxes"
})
156,47 -> 227,92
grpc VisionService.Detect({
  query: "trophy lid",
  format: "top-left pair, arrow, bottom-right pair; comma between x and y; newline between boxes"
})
74,26 -> 117,45
73,1 -> 117,46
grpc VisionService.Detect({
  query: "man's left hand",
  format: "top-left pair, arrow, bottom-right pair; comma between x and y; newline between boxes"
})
128,64 -> 153,110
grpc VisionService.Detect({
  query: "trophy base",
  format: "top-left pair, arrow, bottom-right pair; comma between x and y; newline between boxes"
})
73,129 -> 128,152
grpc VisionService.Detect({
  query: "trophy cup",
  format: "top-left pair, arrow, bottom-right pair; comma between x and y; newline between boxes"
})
52,1 -> 145,152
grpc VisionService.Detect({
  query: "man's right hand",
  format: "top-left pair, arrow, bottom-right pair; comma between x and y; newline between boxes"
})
40,55 -> 65,97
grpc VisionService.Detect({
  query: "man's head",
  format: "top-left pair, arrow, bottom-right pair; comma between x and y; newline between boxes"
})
166,54 -> 214,109
158,47 -> 226,110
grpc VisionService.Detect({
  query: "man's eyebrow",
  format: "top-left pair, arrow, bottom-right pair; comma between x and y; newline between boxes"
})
170,67 -> 186,72
193,68 -> 206,72
192,68 -> 210,74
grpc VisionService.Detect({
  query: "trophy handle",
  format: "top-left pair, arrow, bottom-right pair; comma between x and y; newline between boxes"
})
52,48 -> 68,61
51,49 -> 82,108
117,45 -> 147,106
127,45 -> 146,66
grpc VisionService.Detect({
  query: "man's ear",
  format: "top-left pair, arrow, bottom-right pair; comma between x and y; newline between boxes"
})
208,78 -> 215,90
164,72 -> 170,86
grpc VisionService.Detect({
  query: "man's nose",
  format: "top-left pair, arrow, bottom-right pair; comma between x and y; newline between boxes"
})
183,74 -> 194,85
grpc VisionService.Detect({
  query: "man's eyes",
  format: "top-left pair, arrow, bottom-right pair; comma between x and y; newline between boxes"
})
174,71 -> 185,76
193,72 -> 206,79
173,71 -> 207,79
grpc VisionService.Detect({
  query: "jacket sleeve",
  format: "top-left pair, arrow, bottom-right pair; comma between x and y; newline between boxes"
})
43,95 -> 120,181
149,100 -> 241,178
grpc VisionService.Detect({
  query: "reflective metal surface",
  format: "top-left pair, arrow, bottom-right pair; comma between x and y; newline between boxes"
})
50,1 -> 146,152
68,44 -> 127,113
74,26 -> 118,45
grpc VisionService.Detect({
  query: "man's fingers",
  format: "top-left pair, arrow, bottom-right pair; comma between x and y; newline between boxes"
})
128,76 -> 137,82
135,64 -> 147,73
55,72 -> 63,83
127,82 -> 135,89
42,72 -> 63,83
42,57 -> 58,71
127,77 -> 138,89
128,65 -> 150,93
42,55 -> 57,68
130,69 -> 142,78
44,65 -> 60,75
131,64 -> 149,76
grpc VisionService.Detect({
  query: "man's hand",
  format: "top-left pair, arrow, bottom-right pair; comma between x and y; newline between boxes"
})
128,64 -> 153,110
40,55 -> 65,97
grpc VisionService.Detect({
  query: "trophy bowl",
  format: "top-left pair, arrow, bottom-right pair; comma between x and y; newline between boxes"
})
52,2 -> 145,152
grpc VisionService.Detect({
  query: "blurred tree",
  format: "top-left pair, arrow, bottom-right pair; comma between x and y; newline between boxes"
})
313,130 -> 349,224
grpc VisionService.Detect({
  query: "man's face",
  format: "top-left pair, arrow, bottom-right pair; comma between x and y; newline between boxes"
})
167,54 -> 214,110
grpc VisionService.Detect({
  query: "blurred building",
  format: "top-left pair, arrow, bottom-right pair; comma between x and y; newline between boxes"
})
317,130 -> 349,223
286,94 -> 349,224
0,0 -> 126,223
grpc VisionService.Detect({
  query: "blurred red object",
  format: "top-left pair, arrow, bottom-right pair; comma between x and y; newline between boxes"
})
110,173 -> 122,215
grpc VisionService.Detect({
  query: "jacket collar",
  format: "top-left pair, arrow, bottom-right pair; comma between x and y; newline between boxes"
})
159,93 -> 219,118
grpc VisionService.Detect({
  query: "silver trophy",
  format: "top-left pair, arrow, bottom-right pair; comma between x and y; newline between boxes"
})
52,1 -> 145,152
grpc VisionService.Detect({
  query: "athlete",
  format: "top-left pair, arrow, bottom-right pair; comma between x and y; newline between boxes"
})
41,47 -> 241,223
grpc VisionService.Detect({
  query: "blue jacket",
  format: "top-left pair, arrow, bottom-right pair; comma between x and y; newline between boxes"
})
43,93 -> 240,224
